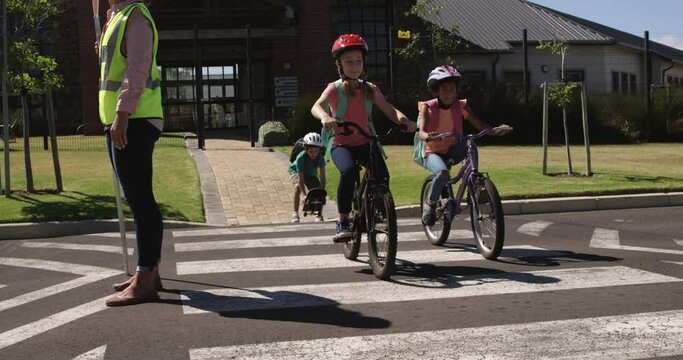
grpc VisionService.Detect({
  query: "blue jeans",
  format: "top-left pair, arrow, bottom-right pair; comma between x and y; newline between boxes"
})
424,142 -> 466,202
105,120 -> 163,269
331,143 -> 388,214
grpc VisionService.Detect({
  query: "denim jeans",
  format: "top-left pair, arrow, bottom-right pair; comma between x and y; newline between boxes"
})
331,143 -> 388,214
105,120 -> 163,269
424,142 -> 466,202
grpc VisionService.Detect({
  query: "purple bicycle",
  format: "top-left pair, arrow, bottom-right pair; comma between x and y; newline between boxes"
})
420,126 -> 512,260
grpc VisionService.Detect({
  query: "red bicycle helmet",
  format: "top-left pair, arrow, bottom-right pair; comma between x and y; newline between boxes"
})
331,34 -> 368,58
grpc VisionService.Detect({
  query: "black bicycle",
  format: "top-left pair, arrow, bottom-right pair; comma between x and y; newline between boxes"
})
335,121 -> 398,280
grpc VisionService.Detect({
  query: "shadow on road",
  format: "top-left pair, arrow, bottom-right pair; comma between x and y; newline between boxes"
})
157,279 -> 391,329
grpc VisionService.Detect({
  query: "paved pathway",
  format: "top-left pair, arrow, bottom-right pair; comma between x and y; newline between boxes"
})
198,134 -> 336,226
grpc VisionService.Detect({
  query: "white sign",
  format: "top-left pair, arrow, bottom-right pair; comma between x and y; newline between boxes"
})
275,97 -> 298,107
275,87 -> 299,97
274,76 -> 298,87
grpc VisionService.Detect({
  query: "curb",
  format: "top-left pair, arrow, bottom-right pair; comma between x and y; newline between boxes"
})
0,219 -> 219,241
2,192 -> 681,241
395,192 -> 683,218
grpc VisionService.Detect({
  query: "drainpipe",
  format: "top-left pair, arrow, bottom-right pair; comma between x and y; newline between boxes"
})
662,58 -> 674,84
491,54 -> 500,86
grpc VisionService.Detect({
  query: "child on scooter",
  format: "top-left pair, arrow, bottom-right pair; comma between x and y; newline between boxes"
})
289,132 -> 326,223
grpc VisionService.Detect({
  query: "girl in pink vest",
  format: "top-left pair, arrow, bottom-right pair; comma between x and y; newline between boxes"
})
418,65 -> 510,226
311,34 -> 417,242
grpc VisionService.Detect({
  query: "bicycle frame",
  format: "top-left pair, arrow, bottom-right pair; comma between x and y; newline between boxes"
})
336,122 -> 389,228
435,128 -> 495,222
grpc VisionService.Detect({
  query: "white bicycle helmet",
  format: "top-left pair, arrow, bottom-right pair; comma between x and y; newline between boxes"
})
303,132 -> 323,147
427,65 -> 462,91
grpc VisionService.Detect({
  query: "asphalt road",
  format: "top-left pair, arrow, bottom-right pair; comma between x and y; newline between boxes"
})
1,207 -> 682,359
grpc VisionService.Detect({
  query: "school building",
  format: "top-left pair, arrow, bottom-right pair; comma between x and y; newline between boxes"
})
71,0 -> 397,137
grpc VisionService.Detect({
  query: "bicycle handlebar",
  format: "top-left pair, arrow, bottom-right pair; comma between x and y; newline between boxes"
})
429,126 -> 513,141
335,121 -> 407,140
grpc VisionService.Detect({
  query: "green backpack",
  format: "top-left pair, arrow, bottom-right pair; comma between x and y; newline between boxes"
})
321,79 -> 387,161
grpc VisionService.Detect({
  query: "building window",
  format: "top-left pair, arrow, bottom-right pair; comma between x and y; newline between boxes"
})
333,0 -> 389,85
558,69 -> 584,82
503,71 -> 524,86
461,71 -> 486,88
611,71 -> 637,94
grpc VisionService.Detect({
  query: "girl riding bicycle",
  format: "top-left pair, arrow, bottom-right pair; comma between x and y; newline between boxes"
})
311,33 -> 417,241
417,65 -> 510,226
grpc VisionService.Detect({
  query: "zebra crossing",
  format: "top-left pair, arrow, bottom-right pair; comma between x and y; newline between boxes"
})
173,217 -> 683,359
0,214 -> 682,359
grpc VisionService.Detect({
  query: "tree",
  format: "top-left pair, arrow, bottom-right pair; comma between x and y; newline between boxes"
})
3,0 -> 64,193
538,39 -> 580,175
393,0 -> 471,99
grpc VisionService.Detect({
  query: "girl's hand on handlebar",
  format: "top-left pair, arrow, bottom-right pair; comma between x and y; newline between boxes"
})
400,117 -> 417,132
490,124 -> 513,136
321,115 -> 338,136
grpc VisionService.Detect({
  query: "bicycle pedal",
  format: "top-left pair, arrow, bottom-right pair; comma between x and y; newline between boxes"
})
373,223 -> 388,231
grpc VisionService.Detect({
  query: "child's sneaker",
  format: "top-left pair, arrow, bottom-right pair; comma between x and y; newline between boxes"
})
333,219 -> 353,242
422,201 -> 437,226
291,213 -> 300,223
314,215 -> 324,223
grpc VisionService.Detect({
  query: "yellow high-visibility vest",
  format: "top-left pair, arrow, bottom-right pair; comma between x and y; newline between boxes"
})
98,2 -> 163,125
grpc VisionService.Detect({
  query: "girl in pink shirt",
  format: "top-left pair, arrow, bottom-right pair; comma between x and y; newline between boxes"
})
311,34 -> 416,241
417,65 -> 509,226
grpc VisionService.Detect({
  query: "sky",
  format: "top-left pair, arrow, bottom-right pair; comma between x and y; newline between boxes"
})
529,0 -> 683,50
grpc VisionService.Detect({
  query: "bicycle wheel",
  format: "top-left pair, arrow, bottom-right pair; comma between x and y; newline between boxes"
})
341,183 -> 362,260
367,186 -> 397,280
468,174 -> 505,260
420,175 -> 451,246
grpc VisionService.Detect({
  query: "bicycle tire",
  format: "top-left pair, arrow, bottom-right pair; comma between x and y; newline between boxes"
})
420,175 -> 452,246
342,184 -> 362,260
468,174 -> 505,260
367,186 -> 397,280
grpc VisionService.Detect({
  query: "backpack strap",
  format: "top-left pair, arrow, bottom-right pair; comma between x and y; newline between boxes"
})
332,79 -> 373,121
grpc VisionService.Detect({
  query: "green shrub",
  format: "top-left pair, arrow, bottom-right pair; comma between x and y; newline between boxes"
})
258,121 -> 290,147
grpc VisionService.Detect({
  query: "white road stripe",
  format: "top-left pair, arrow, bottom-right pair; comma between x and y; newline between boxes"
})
89,232 -> 135,238
0,295 -> 110,351
591,228 -> 683,255
516,220 -> 553,237
662,261 -> 683,266
180,266 -> 680,314
674,239 -> 683,247
0,284 -> 5,289
0,258 -> 121,312
72,345 -> 107,360
172,218 -> 424,238
176,246 -> 565,275
590,228 -> 620,248
189,309 -> 683,360
174,230 -> 473,252
22,242 -> 134,255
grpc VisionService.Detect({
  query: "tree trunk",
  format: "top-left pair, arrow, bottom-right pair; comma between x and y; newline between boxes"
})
562,106 -> 573,174
46,89 -> 62,192
21,93 -> 34,192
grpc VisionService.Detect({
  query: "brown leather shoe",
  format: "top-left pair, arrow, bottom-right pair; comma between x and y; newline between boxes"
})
113,277 -> 163,292
105,290 -> 159,307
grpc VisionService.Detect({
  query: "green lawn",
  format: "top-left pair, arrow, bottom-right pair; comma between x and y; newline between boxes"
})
0,136 -> 203,224
277,143 -> 683,206
2,141 -> 682,223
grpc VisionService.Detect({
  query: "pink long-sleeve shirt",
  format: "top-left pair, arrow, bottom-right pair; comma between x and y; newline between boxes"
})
104,0 -> 162,130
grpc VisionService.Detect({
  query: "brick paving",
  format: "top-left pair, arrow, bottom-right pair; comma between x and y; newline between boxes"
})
202,137 -> 336,226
